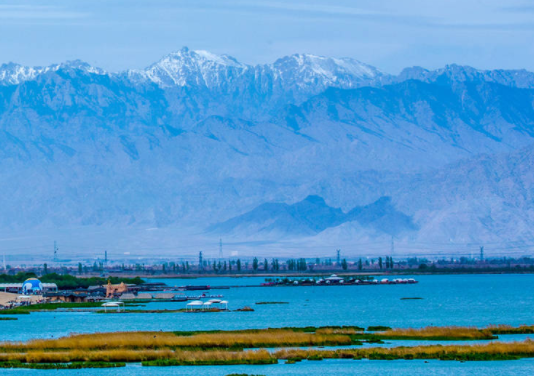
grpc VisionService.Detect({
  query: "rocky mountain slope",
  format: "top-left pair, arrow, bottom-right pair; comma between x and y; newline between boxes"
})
1,48 -> 534,254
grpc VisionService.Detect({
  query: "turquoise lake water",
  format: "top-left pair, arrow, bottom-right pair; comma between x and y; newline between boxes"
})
2,359 -> 534,376
1,274 -> 534,374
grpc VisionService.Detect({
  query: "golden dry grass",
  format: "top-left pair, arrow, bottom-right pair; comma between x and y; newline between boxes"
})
0,348 -> 272,364
3,340 -> 534,364
373,326 -> 495,340
2,325 -> 534,365
0,329 -> 351,352
275,339 -> 534,360
487,325 -> 534,334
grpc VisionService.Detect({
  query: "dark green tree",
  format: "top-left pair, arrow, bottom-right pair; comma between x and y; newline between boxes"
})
341,259 -> 348,270
252,257 -> 259,271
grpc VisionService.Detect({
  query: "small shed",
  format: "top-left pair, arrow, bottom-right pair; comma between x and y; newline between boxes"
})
186,300 -> 204,311
102,301 -> 124,312
325,274 -> 344,284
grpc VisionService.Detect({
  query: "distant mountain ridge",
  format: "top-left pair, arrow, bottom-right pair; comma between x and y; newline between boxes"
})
1,48 -> 534,253
209,195 -> 416,238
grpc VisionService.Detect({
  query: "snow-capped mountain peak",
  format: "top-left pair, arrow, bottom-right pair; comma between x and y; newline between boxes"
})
128,47 -> 249,88
0,62 -> 50,85
269,53 -> 385,92
274,53 -> 381,80
125,48 -> 385,90
55,59 -> 107,75
0,59 -> 106,86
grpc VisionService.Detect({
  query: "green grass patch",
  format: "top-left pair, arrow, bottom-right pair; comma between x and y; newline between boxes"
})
0,310 -> 30,315
0,361 -> 125,369
367,326 -> 392,331
0,317 -> 17,320
16,302 -> 134,311
488,325 -> 534,334
142,359 -> 277,366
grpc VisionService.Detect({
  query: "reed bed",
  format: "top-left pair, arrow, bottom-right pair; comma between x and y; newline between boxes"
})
0,349 -> 274,366
6,340 -> 534,365
274,339 -> 534,361
143,349 -> 276,366
2,325 -> 534,366
0,361 -> 125,369
0,349 -> 174,363
0,329 -> 352,352
3,338 -> 534,364
487,325 -> 534,334
316,327 -> 363,335
356,326 -> 496,340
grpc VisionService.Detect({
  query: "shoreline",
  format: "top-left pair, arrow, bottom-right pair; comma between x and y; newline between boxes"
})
83,270 -> 534,279
1,325 -> 534,368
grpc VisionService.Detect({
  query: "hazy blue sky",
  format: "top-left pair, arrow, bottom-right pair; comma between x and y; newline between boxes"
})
1,0 -> 534,73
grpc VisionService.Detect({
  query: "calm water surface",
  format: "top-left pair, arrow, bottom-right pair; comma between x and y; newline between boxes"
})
2,359 -> 534,376
2,274 -> 534,375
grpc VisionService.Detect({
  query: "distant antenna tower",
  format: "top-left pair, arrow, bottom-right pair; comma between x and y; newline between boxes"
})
480,246 -> 484,261
219,239 -> 223,260
391,236 -> 395,255
336,249 -> 341,265
3,254 -> 6,272
105,250 -> 108,263
53,241 -> 58,262
199,251 -> 203,270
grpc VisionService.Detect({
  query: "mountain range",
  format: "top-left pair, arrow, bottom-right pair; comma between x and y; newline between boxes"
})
1,47 -> 534,257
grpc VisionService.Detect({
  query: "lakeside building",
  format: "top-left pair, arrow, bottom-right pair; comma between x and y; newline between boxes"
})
0,280 -> 58,294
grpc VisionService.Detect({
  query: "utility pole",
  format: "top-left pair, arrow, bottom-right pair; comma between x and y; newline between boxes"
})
219,239 -> 223,260
336,249 -> 341,265
480,246 -> 484,261
199,251 -> 203,271
53,241 -> 58,262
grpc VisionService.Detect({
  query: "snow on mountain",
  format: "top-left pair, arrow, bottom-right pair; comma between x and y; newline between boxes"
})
0,60 -> 107,86
1,49 -> 534,254
393,64 -> 534,89
271,53 -> 382,87
125,47 -> 384,90
126,47 -> 247,88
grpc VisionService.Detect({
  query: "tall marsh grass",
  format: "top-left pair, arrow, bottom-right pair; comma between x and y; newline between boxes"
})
275,339 -> 534,361
2,325 -> 534,365
360,326 -> 496,340
0,329 -> 351,352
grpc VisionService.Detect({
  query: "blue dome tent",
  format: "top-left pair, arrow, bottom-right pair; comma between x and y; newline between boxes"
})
22,278 -> 43,294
